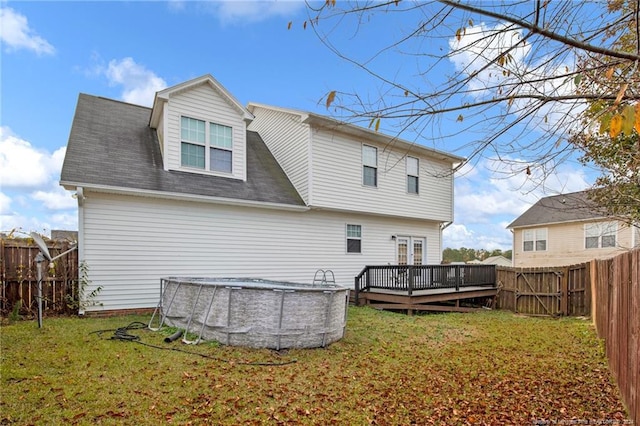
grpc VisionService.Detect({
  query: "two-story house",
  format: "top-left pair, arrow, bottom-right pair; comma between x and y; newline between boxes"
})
507,191 -> 640,267
60,74 -> 463,313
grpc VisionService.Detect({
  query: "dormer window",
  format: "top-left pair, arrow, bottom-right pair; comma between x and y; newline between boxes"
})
181,116 -> 233,173
210,123 -> 232,173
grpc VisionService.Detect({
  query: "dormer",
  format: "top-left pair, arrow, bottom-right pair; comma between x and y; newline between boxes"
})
149,75 -> 254,181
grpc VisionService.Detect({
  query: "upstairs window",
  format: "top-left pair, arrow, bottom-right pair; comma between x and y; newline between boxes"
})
180,116 -> 233,173
523,228 -> 547,252
210,123 -> 233,173
407,156 -> 419,194
362,145 -> 377,187
180,117 -> 205,169
346,224 -> 362,253
585,222 -> 617,249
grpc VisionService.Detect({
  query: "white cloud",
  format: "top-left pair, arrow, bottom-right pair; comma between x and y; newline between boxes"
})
448,23 -> 583,134
105,57 -> 167,107
204,1 -> 305,24
0,192 -> 11,215
32,184 -> 77,210
0,127 -> 65,188
0,7 -> 55,55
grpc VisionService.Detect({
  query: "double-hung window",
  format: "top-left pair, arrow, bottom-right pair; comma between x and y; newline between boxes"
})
523,228 -> 547,252
407,156 -> 419,194
181,116 -> 233,173
585,222 -> 617,249
210,123 -> 232,173
346,224 -> 362,253
362,145 -> 377,187
181,117 -> 206,169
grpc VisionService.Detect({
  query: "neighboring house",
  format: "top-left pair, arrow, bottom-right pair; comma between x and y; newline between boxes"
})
507,191 -> 640,267
60,74 -> 463,313
480,255 -> 512,267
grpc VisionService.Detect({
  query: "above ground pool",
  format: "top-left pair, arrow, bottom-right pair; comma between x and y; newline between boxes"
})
149,277 -> 349,349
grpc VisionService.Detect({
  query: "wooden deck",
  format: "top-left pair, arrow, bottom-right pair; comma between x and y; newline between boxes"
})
353,264 -> 498,314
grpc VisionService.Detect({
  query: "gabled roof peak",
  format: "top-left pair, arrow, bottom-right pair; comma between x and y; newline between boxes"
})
150,74 -> 254,127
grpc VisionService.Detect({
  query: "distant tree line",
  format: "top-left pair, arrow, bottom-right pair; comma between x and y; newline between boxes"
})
442,247 -> 512,264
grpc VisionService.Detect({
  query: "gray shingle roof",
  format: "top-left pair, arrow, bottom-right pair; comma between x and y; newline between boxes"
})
61,94 -> 305,207
507,191 -> 607,229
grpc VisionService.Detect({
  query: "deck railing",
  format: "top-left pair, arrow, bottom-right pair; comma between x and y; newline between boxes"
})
354,264 -> 496,304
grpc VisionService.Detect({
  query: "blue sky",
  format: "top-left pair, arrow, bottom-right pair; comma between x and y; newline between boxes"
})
0,1 -> 594,250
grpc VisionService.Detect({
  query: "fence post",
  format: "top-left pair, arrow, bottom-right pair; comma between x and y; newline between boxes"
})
561,266 -> 569,316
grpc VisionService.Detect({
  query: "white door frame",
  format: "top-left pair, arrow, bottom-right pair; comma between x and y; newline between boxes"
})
396,236 -> 426,265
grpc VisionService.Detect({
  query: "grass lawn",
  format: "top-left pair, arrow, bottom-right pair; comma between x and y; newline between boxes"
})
0,308 -> 629,425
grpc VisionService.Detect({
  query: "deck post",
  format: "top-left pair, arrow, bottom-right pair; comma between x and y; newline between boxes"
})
354,276 -> 359,305
408,266 -> 414,296
455,265 -> 461,291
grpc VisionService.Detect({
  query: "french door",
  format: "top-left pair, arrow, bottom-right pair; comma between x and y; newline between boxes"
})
396,236 -> 426,265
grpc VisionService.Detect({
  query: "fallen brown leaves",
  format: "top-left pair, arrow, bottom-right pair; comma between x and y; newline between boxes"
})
0,309 -> 630,425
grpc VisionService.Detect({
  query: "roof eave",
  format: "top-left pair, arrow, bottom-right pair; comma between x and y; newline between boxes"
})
59,181 -> 309,212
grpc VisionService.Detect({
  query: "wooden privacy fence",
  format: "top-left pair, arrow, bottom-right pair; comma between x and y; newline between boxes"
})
0,238 -> 79,316
495,263 -> 591,316
497,250 -> 639,424
591,249 -> 639,426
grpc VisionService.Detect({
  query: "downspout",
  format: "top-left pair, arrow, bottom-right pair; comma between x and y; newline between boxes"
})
439,221 -> 453,263
76,186 -> 86,314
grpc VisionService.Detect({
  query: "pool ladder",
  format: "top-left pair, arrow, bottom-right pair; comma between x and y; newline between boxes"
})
149,278 -> 220,345
313,269 -> 335,286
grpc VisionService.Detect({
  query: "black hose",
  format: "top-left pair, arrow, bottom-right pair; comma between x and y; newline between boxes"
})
164,329 -> 184,343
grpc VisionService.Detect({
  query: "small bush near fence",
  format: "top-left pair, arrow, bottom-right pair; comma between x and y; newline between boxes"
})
0,237 -> 79,317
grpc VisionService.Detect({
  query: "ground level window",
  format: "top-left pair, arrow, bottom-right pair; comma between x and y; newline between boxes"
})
346,224 -> 362,253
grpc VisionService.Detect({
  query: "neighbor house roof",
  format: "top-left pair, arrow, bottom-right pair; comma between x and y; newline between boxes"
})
60,94 -> 305,208
480,255 -> 512,266
507,191 -> 608,229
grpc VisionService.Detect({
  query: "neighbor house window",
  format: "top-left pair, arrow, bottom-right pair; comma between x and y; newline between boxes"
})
523,228 -> 547,252
407,156 -> 419,194
181,116 -> 233,173
346,224 -> 362,253
634,224 -> 640,248
362,145 -> 377,187
585,222 -> 617,249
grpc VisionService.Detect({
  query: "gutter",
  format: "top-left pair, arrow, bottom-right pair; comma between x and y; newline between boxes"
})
60,181 -> 310,213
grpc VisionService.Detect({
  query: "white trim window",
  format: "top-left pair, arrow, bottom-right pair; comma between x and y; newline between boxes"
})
585,222 -> 617,249
346,224 -> 362,253
523,228 -> 547,252
180,117 -> 206,169
362,145 -> 377,187
407,156 -> 419,194
181,116 -> 233,173
210,123 -> 232,173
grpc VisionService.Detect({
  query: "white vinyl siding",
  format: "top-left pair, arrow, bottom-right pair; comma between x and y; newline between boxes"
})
166,84 -> 246,180
311,128 -> 454,221
247,106 -> 310,203
523,228 -> 547,252
585,222 -> 617,249
79,191 -> 442,312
